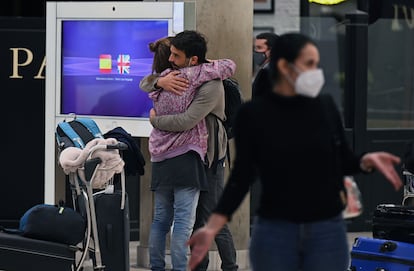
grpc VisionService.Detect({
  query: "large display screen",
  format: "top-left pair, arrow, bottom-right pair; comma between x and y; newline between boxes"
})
45,1 -> 196,203
61,20 -> 169,118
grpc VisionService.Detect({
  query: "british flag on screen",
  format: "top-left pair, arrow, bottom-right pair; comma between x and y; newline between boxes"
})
117,54 -> 130,74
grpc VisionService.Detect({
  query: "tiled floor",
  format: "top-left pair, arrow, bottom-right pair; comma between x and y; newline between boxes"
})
128,232 -> 372,271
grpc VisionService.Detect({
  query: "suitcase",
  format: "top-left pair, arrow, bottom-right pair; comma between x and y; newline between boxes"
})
350,236 -> 414,271
94,190 -> 130,271
0,231 -> 76,271
372,204 -> 414,243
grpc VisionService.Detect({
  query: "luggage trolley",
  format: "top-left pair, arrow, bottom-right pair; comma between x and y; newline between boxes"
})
59,137 -> 128,271
349,147 -> 414,270
402,169 -> 414,206
57,116 -> 131,271
0,137 -> 127,271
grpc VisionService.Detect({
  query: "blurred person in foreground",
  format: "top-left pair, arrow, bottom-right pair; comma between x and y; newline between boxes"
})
187,32 -> 403,271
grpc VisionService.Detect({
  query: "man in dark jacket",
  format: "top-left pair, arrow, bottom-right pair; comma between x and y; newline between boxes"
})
252,32 -> 278,99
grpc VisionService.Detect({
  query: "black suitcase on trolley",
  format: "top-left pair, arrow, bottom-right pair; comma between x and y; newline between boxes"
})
0,232 -> 76,271
94,190 -> 130,271
372,204 -> 414,244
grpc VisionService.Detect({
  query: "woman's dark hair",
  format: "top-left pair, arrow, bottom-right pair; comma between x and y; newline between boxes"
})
149,36 -> 173,74
268,32 -> 317,83
170,30 -> 208,64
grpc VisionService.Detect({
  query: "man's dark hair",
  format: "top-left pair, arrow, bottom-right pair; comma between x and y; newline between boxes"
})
171,30 -> 208,63
255,32 -> 279,50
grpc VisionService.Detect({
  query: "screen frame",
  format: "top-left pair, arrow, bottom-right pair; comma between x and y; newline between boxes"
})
45,1 -> 195,204
56,18 -> 168,124
47,1 -> 195,137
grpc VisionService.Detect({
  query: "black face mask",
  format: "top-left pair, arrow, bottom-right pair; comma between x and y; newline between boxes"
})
253,51 -> 266,67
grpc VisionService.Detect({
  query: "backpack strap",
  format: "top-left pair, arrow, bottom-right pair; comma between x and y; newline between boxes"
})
75,118 -> 103,139
57,121 -> 85,148
209,115 -> 234,175
211,118 -> 220,174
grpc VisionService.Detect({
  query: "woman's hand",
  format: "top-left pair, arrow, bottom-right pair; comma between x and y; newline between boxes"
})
187,227 -> 216,270
187,213 -> 228,270
360,152 -> 403,191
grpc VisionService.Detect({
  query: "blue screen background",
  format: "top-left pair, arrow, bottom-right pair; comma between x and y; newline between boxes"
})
61,20 -> 169,118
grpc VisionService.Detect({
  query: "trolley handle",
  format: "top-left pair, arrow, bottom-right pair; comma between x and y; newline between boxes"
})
107,142 -> 128,151
83,157 -> 102,183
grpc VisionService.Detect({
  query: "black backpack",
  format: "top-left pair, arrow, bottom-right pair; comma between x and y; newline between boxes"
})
211,78 -> 243,171
222,78 -> 243,139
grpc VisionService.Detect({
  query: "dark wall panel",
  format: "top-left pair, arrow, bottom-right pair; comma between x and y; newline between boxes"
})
0,18 -> 45,226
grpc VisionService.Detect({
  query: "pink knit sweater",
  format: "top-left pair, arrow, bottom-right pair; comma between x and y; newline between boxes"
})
149,59 -> 236,162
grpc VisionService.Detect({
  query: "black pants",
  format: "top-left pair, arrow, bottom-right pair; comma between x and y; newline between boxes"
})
192,161 -> 238,271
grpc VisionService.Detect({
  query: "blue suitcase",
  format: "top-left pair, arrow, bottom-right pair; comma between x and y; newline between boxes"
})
350,236 -> 414,271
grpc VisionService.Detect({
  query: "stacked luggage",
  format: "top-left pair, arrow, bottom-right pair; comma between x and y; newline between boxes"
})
0,231 -> 78,271
350,236 -> 414,270
350,203 -> 414,270
0,116 -> 133,271
349,144 -> 414,270
57,116 -> 132,271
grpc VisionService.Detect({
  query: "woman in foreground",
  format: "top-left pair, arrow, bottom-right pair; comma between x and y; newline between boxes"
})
187,32 -> 402,271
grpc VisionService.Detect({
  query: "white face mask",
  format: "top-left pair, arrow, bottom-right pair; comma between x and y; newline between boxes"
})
287,65 -> 325,98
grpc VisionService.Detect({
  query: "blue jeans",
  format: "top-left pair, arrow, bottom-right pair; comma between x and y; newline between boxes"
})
249,214 -> 349,271
149,187 -> 200,271
192,162 -> 238,271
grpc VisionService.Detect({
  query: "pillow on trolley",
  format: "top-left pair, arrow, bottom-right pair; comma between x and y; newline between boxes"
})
59,138 -> 125,189
19,204 -> 86,245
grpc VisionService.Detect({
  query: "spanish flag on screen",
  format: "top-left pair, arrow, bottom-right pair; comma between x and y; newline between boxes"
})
99,54 -> 112,73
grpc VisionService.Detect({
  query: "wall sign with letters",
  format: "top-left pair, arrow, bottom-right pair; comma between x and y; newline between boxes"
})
0,18 -> 45,227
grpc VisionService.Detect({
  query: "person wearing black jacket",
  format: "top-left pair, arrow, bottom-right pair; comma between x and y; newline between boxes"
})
188,32 -> 403,271
252,32 -> 278,99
